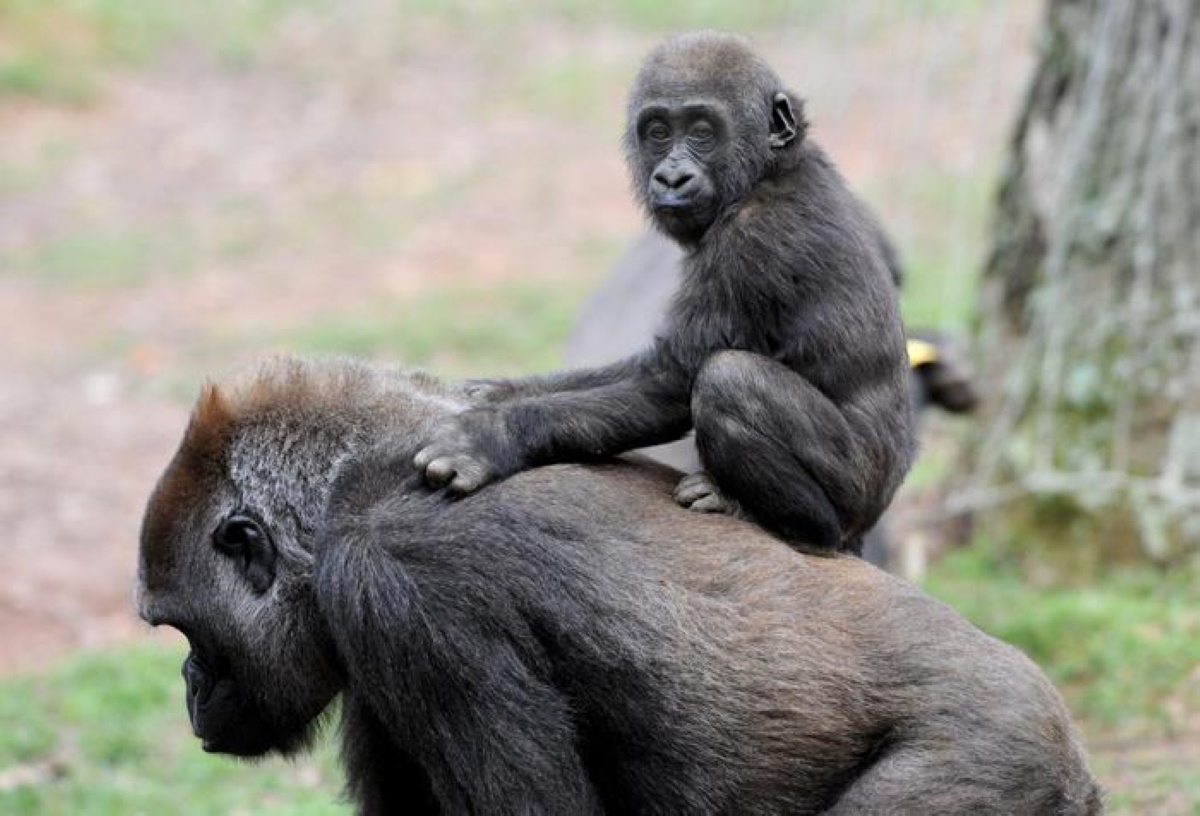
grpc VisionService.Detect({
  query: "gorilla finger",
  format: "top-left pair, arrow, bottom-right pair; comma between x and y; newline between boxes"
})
447,460 -> 491,494
674,484 -> 709,505
413,446 -> 437,470
674,473 -> 716,504
688,494 -> 728,513
424,457 -> 458,487
463,379 -> 500,398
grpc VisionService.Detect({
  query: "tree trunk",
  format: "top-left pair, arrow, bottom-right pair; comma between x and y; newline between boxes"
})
962,0 -> 1199,570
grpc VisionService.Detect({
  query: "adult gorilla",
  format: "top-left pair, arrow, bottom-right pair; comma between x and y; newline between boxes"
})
138,357 -> 1100,814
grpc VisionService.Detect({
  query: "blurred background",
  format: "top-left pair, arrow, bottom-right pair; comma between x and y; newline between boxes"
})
0,0 -> 1196,813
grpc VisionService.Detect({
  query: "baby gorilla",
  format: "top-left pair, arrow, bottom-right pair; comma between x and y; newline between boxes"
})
415,31 -> 915,552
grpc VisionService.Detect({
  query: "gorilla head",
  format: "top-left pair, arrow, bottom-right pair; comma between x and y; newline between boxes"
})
136,362 -> 447,757
138,383 -> 338,755
624,31 -> 806,244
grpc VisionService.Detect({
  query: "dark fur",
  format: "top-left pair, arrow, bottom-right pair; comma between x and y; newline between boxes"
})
138,357 -> 1101,814
564,230 -> 979,569
413,32 -> 915,552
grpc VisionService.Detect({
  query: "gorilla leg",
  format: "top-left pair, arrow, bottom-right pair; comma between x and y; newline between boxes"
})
824,747 -> 1001,815
825,744 -> 1102,815
688,350 -> 874,551
318,525 -> 604,814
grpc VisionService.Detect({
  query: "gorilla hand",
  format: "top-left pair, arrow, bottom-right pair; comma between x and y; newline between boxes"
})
462,378 -> 518,404
414,409 -> 522,494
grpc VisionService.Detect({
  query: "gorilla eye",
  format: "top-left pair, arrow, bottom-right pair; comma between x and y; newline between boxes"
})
644,120 -> 671,143
688,121 -> 716,147
213,516 -> 264,556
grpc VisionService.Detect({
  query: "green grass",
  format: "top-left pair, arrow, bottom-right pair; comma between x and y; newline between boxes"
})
1102,764 -> 1200,815
925,547 -> 1200,811
0,136 -> 78,196
516,57 -> 621,119
872,168 -> 996,332
408,0 -> 997,34
0,0 -> 314,101
402,0 -> 800,32
899,431 -> 963,490
1,158 -> 487,290
8,226 -> 196,287
0,0 -> 1009,103
924,545 -> 1200,729
0,645 -> 345,815
288,278 -> 592,378
562,0 -> 811,31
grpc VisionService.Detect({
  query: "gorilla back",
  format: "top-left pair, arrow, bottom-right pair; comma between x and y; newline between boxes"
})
138,358 -> 1101,815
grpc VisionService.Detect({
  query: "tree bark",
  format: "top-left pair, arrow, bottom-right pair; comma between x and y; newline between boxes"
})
962,0 -> 1199,568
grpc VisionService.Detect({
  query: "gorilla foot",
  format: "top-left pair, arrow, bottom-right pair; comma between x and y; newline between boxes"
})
674,472 -> 742,517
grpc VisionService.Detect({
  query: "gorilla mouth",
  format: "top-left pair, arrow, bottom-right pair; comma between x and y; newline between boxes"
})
649,183 -> 718,222
651,199 -> 717,242
183,650 -> 220,744
180,646 -> 297,757
653,191 -> 696,210
183,651 -> 215,708
651,185 -> 717,215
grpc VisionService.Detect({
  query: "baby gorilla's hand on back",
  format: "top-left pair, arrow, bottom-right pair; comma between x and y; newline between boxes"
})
461,378 -> 518,404
413,409 -> 523,494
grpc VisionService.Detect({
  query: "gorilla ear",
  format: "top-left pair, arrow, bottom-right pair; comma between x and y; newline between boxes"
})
768,92 -> 798,149
214,515 -> 277,594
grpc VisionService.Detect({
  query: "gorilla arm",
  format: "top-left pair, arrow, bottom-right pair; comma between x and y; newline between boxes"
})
316,460 -> 603,813
463,348 -> 658,403
413,347 -> 692,493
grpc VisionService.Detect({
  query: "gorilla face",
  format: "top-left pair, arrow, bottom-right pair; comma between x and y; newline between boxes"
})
139,504 -> 342,757
624,33 -> 801,247
633,101 -> 728,242
137,415 -> 344,759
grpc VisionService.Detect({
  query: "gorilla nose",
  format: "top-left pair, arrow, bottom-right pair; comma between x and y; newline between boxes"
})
653,167 -> 695,191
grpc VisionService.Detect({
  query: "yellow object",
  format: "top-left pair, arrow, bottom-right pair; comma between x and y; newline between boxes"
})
906,338 -> 939,368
